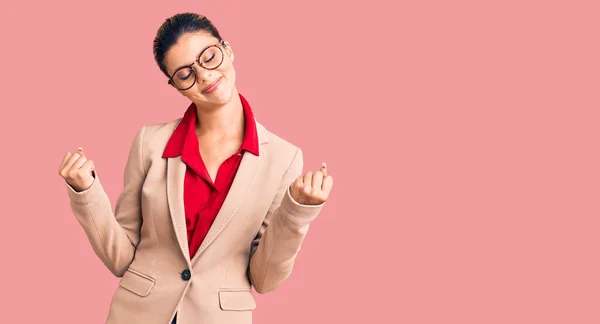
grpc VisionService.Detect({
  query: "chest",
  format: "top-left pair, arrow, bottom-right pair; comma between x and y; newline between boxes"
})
197,137 -> 243,183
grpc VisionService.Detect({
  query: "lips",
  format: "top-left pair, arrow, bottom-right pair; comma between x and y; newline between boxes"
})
202,78 -> 222,93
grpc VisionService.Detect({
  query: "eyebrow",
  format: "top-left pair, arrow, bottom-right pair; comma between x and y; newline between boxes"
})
171,44 -> 213,75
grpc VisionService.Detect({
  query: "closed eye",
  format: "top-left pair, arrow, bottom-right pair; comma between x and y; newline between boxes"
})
204,54 -> 215,63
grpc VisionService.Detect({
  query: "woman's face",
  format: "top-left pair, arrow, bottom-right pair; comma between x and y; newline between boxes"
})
164,31 -> 236,107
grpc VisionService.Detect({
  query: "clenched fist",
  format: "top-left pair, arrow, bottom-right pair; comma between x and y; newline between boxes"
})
289,163 -> 333,205
58,147 -> 96,192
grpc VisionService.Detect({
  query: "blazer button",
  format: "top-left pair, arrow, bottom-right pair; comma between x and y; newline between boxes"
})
181,269 -> 191,281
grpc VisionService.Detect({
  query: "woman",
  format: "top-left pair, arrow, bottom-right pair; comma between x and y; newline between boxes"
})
57,12 -> 333,324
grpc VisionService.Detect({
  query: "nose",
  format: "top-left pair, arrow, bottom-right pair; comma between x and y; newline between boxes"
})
192,63 -> 212,83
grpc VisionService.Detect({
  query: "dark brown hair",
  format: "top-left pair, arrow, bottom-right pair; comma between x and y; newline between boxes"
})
153,13 -> 223,77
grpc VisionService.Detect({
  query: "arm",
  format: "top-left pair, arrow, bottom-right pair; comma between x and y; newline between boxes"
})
65,126 -> 146,277
248,148 -> 324,294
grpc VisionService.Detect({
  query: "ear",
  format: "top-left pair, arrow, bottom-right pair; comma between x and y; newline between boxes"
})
223,41 -> 234,63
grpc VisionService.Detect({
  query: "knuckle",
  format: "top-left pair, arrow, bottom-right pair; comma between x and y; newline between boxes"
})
67,169 -> 78,179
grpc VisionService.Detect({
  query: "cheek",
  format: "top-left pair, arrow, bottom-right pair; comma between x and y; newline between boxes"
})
220,66 -> 236,85
218,56 -> 235,78
218,68 -> 236,99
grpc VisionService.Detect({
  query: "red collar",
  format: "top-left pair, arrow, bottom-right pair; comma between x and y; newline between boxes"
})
162,93 -> 259,162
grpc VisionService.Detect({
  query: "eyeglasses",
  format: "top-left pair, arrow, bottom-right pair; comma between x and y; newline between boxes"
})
167,42 -> 225,90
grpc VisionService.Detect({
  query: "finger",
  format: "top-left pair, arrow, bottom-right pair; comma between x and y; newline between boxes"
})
292,174 -> 303,191
321,175 -> 333,197
72,154 -> 88,170
303,171 -> 313,190
312,170 -> 324,192
59,152 -> 72,173
75,147 -> 94,171
321,162 -> 328,177
61,153 -> 82,175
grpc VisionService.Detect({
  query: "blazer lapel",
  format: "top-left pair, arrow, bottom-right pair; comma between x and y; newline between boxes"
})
190,120 -> 269,265
166,154 -> 192,265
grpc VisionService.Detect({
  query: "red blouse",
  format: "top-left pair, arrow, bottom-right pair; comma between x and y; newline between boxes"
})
162,93 -> 259,259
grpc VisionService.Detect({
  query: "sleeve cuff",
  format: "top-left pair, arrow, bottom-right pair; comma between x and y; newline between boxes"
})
280,186 -> 325,227
65,174 -> 103,205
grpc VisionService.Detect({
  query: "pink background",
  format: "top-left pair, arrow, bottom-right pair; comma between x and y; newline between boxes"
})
1,0 -> 599,323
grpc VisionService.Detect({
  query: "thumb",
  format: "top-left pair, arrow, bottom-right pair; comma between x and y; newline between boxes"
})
76,146 -> 85,157
77,147 -> 93,171
320,162 -> 328,177
82,159 -> 95,176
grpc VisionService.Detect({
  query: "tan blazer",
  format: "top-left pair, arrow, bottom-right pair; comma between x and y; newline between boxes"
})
65,117 -> 324,324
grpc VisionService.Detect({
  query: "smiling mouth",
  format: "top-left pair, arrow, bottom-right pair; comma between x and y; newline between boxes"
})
202,78 -> 222,93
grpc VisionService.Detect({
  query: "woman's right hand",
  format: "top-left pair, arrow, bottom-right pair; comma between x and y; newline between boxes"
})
59,147 -> 96,192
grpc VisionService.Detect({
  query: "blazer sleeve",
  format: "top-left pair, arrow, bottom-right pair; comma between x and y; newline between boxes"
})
65,126 -> 146,278
248,147 -> 325,294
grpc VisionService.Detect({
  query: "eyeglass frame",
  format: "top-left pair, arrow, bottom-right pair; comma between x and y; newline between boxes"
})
167,40 -> 227,90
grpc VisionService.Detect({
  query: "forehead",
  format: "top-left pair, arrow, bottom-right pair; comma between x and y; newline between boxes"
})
165,31 -> 218,75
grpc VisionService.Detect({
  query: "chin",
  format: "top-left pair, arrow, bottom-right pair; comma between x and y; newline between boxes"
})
208,82 -> 235,105
217,86 -> 234,102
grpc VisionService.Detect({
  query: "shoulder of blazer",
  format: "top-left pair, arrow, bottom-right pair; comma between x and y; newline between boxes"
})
131,118 -> 182,167
137,118 -> 302,166
133,118 -> 181,140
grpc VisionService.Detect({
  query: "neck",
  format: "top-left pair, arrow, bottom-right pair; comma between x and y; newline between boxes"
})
194,90 -> 244,139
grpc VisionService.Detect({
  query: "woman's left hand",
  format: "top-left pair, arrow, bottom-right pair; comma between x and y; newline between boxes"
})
289,162 -> 333,205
